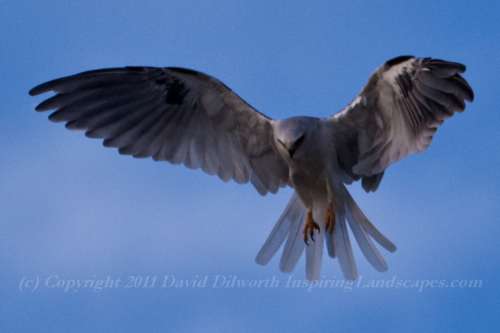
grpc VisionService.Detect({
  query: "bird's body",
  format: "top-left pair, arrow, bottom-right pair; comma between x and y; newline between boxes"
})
273,117 -> 330,206
30,55 -> 474,280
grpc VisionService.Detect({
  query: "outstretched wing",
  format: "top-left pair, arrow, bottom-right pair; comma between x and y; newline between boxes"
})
30,66 -> 289,195
331,56 -> 474,192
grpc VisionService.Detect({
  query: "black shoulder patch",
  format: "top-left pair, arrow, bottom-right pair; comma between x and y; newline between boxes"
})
385,55 -> 414,67
165,78 -> 189,105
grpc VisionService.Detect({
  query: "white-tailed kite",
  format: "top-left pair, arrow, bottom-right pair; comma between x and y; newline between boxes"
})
30,56 -> 474,280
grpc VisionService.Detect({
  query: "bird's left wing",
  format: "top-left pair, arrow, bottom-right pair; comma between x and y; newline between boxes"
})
30,66 -> 289,195
330,56 -> 474,192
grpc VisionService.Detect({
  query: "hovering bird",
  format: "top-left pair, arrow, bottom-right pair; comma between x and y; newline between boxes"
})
30,56 -> 474,280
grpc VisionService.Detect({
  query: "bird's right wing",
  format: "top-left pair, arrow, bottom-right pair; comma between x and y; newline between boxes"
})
30,66 -> 289,195
330,56 -> 474,192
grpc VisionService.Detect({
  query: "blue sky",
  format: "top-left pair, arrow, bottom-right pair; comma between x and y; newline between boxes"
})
2,0 -> 500,332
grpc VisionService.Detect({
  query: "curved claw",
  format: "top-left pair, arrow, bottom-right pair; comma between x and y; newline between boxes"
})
303,210 -> 320,246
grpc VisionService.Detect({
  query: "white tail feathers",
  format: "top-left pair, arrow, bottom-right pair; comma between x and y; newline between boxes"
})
305,214 -> 324,280
255,185 -> 396,281
255,193 -> 305,267
333,206 -> 358,280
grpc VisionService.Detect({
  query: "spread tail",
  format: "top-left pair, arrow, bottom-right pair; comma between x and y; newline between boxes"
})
255,192 -> 306,272
255,186 -> 396,280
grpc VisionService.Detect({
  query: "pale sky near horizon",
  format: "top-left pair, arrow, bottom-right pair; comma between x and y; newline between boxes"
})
2,0 -> 500,332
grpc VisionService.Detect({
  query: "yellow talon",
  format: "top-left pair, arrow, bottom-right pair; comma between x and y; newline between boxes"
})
325,202 -> 336,234
303,209 -> 320,245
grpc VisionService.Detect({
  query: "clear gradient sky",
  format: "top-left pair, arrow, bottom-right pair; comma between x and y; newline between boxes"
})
2,0 -> 500,332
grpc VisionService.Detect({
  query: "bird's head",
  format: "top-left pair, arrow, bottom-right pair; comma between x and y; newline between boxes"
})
273,117 -> 317,160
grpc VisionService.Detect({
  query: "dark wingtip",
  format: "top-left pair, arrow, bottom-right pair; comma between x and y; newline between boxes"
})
29,80 -> 57,96
465,81 -> 475,102
385,55 -> 415,67
438,59 -> 466,73
34,102 -> 48,112
29,81 -> 54,96
29,85 -> 43,96
34,94 -> 59,111
451,72 -> 474,102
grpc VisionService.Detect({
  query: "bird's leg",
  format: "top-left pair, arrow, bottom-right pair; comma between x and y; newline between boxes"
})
325,199 -> 336,234
303,209 -> 320,245
325,178 -> 336,234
